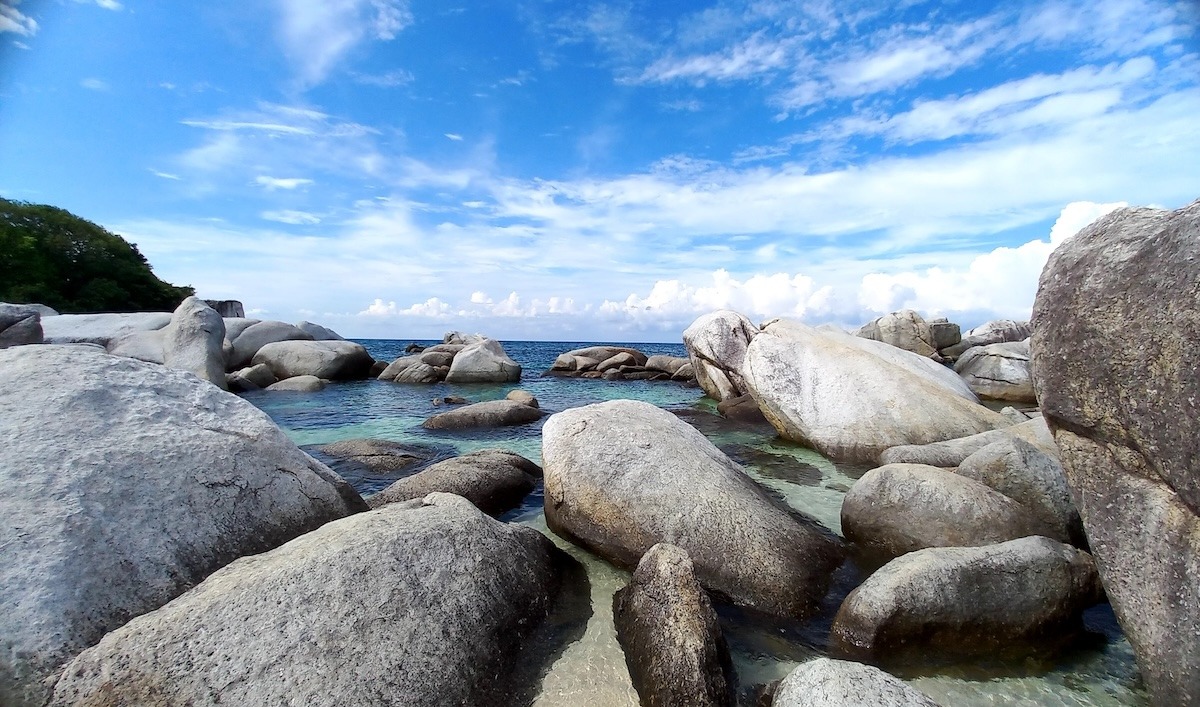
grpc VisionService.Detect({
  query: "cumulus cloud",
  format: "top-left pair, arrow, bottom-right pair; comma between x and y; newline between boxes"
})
1,2 -> 37,36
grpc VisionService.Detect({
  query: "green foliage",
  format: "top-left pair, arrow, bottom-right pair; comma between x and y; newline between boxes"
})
0,198 -> 194,313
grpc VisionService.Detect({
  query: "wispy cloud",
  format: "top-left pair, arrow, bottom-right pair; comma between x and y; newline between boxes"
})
72,0 -> 123,10
636,31 -> 794,85
351,68 -> 414,87
255,175 -> 314,190
444,133 -> 463,141
149,169 -> 181,180
80,77 -> 109,91
273,0 -> 414,88
0,1 -> 37,36
261,209 -> 321,225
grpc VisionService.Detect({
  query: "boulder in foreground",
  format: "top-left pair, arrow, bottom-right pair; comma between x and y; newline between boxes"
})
1031,198 -> 1200,705
831,536 -> 1102,664
0,345 -> 364,707
422,398 -> 544,430
50,494 -> 565,707
543,399 -> 844,619
368,449 -> 541,516
772,657 -> 940,707
614,543 -> 734,707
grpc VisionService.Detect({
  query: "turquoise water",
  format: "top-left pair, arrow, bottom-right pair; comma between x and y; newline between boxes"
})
243,338 -> 1147,707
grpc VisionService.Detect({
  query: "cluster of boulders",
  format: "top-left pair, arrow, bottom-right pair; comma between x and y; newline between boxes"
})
0,342 -> 581,706
378,332 -> 521,384
0,296 -> 375,392
544,345 -> 697,383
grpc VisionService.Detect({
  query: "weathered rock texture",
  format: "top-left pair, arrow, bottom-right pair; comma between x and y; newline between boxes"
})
296,320 -> 344,340
879,417 -> 1056,468
856,309 -> 940,359
941,319 -> 1032,359
0,303 -> 43,348
543,399 -> 844,618
49,494 -> 565,707
445,338 -> 522,383
613,544 -> 734,707
0,345 -> 365,707
831,536 -> 1103,663
743,318 -> 1007,463
162,296 -> 227,389
226,319 -> 314,369
1031,199 -> 1200,705
841,464 -> 1052,559
368,449 -> 541,515
954,339 -> 1035,402
772,658 -> 940,707
40,311 -> 172,346
683,310 -> 758,401
252,339 -> 374,380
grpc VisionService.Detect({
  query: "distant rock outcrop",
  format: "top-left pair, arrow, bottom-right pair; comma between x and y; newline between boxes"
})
381,335 -> 521,384
544,345 -> 696,384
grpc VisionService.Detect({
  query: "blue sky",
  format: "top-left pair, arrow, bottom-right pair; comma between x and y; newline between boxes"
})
1,0 -> 1198,341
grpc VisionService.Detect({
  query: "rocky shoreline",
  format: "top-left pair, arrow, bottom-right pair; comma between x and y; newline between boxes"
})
1,199 -> 1197,705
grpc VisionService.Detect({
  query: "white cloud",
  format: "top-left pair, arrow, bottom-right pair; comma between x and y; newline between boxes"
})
1,2 -> 37,36
149,169 -> 181,180
273,0 -> 413,87
444,133 -> 463,141
255,175 -> 314,190
351,68 -> 414,87
261,209 -> 321,225
80,77 -> 109,91
637,31 -> 793,84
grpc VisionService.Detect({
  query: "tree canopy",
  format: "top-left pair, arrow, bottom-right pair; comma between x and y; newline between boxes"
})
0,198 -> 193,313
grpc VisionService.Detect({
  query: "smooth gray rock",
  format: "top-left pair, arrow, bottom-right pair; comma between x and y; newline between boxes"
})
1031,198 -> 1200,705
613,543 -> 734,707
419,350 -> 455,367
941,319 -> 1032,359
0,345 -> 364,707
252,339 -> 373,380
683,309 -> 758,402
672,362 -> 696,381
368,449 -> 541,515
879,417 -> 1057,467
0,304 -> 42,348
831,537 -> 1103,663
396,361 -> 443,383
317,438 -> 442,474
203,299 -> 244,317
41,311 -> 171,346
49,494 -> 564,707
841,464 -> 1052,559
561,346 -> 647,366
928,318 -> 961,351
422,399 -> 544,430
445,338 -> 522,383
716,393 -> 769,424
106,328 -> 166,363
954,339 -> 1035,402
543,399 -> 844,619
856,309 -> 940,359
773,658 -> 940,707
296,320 -> 344,340
958,437 -> 1084,547
227,320 -> 314,369
378,354 -> 421,381
597,351 -> 636,372
506,389 -> 539,408
266,374 -> 325,392
645,354 -> 689,376
443,330 -> 486,345
743,318 -> 1007,464
162,296 -> 227,389
229,363 -> 278,390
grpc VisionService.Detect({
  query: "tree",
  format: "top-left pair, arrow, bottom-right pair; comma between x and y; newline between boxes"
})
0,198 -> 194,312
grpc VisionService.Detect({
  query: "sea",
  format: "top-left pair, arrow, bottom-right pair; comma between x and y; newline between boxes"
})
241,338 -> 1146,707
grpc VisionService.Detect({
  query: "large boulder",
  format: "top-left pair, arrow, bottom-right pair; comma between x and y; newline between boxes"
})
161,296 -> 227,389
954,339 -> 1035,402
49,494 -> 567,707
772,658 -> 940,707
203,299 -> 244,317
252,339 -> 374,380
542,399 -> 844,619
831,536 -> 1103,663
958,437 -> 1084,548
106,328 -> 166,363
227,363 -> 278,390
613,543 -> 734,707
266,375 -> 326,392
0,303 -> 43,348
879,417 -> 1057,467
296,320 -> 344,340
928,317 -> 961,350
445,338 -> 522,383
368,449 -> 541,515
422,399 -> 544,430
841,464 -> 1053,559
226,320 -> 314,369
1030,198 -> 1200,705
40,311 -> 171,346
743,318 -> 1008,464
0,345 -> 365,707
683,310 -> 758,401
856,309 -> 939,359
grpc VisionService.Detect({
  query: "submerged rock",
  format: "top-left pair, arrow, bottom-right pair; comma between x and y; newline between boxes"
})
317,438 -> 442,475
613,543 -> 735,707
422,399 -> 545,430
1031,198 -> 1200,705
841,463 -> 1051,559
265,374 -> 326,392
368,449 -> 541,515
0,345 -> 364,707
542,399 -> 844,619
743,318 -> 1007,464
772,658 -> 940,707
49,494 -> 566,707
831,536 -> 1103,663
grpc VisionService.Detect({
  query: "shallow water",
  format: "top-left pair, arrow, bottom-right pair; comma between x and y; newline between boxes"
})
244,338 -> 1147,706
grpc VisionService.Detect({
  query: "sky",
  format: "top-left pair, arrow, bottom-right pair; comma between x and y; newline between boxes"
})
1,0 -> 1198,341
